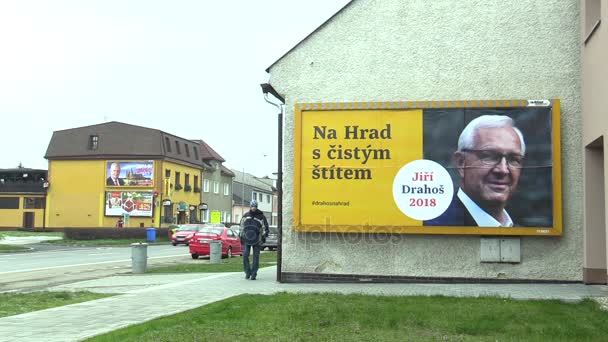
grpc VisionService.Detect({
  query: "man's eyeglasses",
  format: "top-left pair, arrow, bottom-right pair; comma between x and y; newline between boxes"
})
461,149 -> 524,168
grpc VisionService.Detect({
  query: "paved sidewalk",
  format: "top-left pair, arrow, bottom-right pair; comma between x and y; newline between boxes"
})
1,266 -> 607,342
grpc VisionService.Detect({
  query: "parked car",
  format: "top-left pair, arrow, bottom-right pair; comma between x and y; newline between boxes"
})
230,225 -> 241,236
189,226 -> 242,259
167,224 -> 180,237
170,224 -> 206,246
262,225 -> 278,251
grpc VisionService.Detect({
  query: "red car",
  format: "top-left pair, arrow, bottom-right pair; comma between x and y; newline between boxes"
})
189,227 -> 242,259
170,224 -> 206,246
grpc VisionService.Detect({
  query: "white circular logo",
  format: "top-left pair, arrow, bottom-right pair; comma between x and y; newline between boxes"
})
392,159 -> 454,221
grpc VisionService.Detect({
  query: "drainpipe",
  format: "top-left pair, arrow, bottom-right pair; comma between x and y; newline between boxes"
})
260,83 -> 285,282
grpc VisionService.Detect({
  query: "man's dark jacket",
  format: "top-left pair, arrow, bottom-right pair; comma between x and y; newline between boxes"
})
424,195 -> 477,226
106,177 -> 125,186
240,210 -> 269,245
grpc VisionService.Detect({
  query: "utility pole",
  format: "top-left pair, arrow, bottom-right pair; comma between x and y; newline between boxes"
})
241,168 -> 245,223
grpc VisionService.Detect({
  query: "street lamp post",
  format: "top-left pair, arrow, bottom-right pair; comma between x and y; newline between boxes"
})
261,83 -> 284,282
241,168 -> 245,223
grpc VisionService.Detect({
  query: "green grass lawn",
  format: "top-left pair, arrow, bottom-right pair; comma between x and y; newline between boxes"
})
86,293 -> 608,341
0,291 -> 111,318
147,251 -> 277,273
0,245 -> 29,251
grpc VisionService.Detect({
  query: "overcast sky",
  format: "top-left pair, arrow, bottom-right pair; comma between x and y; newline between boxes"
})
0,0 -> 349,177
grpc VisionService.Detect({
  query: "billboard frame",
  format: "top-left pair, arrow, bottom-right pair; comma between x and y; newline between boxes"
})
293,99 -> 562,236
105,160 -> 155,187
104,191 -> 154,218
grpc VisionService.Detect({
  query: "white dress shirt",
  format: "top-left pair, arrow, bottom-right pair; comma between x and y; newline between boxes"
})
457,188 -> 513,227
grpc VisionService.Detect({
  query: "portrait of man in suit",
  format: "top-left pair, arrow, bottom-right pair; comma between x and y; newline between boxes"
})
426,115 -> 525,227
106,162 -> 125,186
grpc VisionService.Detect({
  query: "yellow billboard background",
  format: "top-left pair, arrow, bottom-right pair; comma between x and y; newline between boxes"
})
299,109 -> 423,227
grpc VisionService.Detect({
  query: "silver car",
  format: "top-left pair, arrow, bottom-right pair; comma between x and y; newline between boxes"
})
262,225 -> 278,251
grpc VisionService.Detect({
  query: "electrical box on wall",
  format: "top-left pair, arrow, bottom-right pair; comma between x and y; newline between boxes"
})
480,238 -> 521,263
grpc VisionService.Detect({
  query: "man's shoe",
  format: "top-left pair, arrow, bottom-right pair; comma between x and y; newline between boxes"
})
245,273 -> 251,279
251,274 -> 257,280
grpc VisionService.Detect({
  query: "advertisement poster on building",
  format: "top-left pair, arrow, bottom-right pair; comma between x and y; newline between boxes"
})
105,191 -> 153,217
106,161 -> 154,187
293,100 -> 562,236
210,211 -> 222,224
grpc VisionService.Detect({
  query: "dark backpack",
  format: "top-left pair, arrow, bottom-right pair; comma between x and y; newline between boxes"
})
240,216 -> 263,245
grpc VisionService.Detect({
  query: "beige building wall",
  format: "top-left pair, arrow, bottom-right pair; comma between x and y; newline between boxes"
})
582,0 -> 608,283
269,0 -> 582,281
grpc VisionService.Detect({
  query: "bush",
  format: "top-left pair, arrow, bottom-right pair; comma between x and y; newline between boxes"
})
63,227 -> 170,240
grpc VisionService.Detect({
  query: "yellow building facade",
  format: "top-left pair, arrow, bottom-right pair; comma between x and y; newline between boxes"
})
44,121 -> 206,229
0,168 -> 48,229
46,159 -> 202,228
0,194 -> 46,228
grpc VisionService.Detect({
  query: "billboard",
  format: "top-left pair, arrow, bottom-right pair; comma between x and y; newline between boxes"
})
105,191 -> 153,217
106,161 -> 154,187
293,99 -> 562,236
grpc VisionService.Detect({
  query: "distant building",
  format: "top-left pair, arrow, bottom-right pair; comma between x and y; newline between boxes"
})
192,139 -> 234,224
255,176 -> 278,226
0,168 -> 47,228
231,169 -> 274,225
44,121 -> 204,228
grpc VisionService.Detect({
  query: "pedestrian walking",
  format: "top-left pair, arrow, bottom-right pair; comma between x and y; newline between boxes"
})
240,200 -> 269,280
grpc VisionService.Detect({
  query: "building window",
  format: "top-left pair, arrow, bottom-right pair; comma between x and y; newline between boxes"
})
24,197 -> 45,209
267,194 -> 271,203
213,181 -> 219,194
0,197 -> 19,209
165,137 -> 172,152
223,183 -> 230,195
88,135 -> 99,150
253,192 -> 257,201
222,211 -> 230,223
185,143 -> 190,157
165,169 -> 171,178
203,209 -> 210,223
175,172 -> 181,186
194,175 -> 199,190
185,174 -> 190,186
203,179 -> 210,192
163,204 -> 173,223
193,146 -> 199,160
175,141 -> 181,154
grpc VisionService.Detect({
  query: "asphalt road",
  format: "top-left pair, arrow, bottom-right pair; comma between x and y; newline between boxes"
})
0,244 -> 196,293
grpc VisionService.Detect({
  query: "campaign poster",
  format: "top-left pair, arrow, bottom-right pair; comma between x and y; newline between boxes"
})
105,191 -> 153,217
106,161 -> 154,187
293,100 -> 562,236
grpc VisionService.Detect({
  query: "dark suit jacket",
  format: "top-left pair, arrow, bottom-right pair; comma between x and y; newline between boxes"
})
106,177 -> 125,186
424,195 -> 477,226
